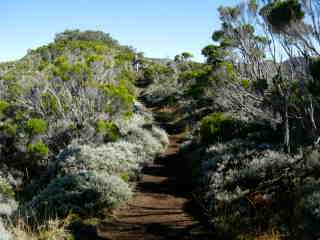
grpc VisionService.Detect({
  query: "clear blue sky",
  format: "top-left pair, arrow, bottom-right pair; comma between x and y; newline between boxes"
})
0,0 -> 236,62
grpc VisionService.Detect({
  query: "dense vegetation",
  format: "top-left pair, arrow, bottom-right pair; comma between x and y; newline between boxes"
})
0,30 -> 169,239
141,0 -> 320,238
2,0 -> 320,239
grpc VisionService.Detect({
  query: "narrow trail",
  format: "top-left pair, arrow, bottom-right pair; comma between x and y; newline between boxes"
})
96,133 -> 213,240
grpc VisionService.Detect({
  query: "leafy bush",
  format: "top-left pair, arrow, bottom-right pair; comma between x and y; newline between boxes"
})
25,173 -> 132,219
56,141 -> 143,176
96,120 -> 120,142
55,30 -> 119,47
0,101 -> 9,118
241,79 -> 250,89
0,123 -> 17,137
142,63 -> 174,83
100,82 -> 135,117
0,176 -> 17,217
86,54 -> 104,65
194,139 -> 302,235
27,141 -> 49,157
200,113 -> 237,144
125,125 -> 168,161
26,119 -> 48,136
41,92 -> 59,114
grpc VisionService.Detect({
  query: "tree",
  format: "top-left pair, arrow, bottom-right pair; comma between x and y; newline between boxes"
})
210,0 -> 320,152
174,52 -> 194,63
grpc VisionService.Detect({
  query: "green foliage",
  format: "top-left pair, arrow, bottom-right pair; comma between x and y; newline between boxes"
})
181,52 -> 193,59
86,54 -> 104,65
241,79 -> 250,89
217,61 -> 237,81
53,56 -> 93,82
0,122 -> 17,136
0,100 -> 10,117
53,56 -> 73,81
186,84 -> 205,99
202,45 -> 228,65
41,92 -> 59,114
55,29 -> 119,47
0,178 -> 15,199
6,82 -> 24,100
143,63 -> 174,82
262,0 -> 305,30
26,118 -> 48,135
96,120 -> 120,142
71,62 -> 93,83
37,60 -> 50,71
218,6 -> 241,20
27,140 -> 49,157
120,172 -> 130,183
114,50 -> 135,65
175,52 -> 194,62
200,113 -> 237,144
100,82 -> 135,117
119,69 -> 138,84
2,72 -> 16,82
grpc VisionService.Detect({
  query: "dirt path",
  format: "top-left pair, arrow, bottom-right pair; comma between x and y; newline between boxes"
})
96,134 -> 213,240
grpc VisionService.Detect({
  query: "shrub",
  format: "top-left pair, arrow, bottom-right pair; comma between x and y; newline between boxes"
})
56,141 -> 143,176
55,30 -> 119,47
27,140 -> 49,157
0,101 -> 9,117
26,119 -> 47,136
41,92 -> 59,115
25,173 -> 132,219
200,113 -> 237,144
0,123 -> 17,137
150,126 -> 170,149
186,84 -> 205,99
304,190 -> 320,214
0,176 -> 17,217
114,114 -> 168,161
86,54 -> 104,65
125,126 -> 167,161
96,120 -> 120,142
100,82 -> 135,117
115,51 -> 135,65
10,218 -> 73,240
241,79 -> 250,89
52,56 -> 72,81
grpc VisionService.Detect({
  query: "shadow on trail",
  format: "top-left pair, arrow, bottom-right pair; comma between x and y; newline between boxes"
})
90,98 -> 217,239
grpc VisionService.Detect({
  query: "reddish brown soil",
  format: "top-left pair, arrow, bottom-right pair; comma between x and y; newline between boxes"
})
96,134 -> 214,240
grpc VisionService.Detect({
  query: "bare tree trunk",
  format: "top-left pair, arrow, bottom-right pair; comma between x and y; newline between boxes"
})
308,96 -> 317,142
284,95 -> 290,153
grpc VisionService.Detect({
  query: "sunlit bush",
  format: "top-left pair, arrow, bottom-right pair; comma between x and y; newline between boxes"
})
25,173 -> 131,219
56,141 -> 143,176
26,119 -> 47,136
